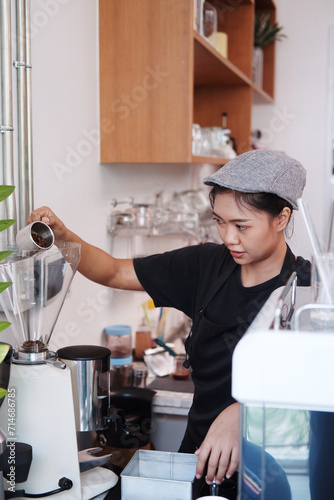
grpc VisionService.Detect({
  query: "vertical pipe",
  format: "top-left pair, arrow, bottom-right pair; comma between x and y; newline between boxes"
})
15,0 -> 27,230
15,0 -> 33,230
25,0 -> 34,217
0,0 -> 17,247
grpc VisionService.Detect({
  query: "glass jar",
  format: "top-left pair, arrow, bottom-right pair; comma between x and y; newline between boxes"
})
110,355 -> 133,386
104,324 -> 132,358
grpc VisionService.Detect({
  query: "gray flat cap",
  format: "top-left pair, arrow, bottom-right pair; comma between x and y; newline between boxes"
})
203,149 -> 306,210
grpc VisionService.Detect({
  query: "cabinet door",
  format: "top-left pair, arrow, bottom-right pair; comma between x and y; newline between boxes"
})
99,0 -> 193,163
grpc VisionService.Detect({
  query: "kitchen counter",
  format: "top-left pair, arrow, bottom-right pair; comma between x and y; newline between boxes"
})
152,389 -> 193,416
147,374 -> 194,452
148,374 -> 194,416
102,376 -> 194,499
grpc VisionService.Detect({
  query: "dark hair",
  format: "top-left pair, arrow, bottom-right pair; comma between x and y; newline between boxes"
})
209,185 -> 293,219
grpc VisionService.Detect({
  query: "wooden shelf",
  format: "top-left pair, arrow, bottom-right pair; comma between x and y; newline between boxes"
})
255,0 -> 276,9
191,155 -> 231,165
252,85 -> 274,104
254,0 -> 276,98
193,31 -> 252,87
99,0 -> 277,164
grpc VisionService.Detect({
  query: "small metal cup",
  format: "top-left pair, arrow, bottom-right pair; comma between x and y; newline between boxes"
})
132,362 -> 147,388
16,221 -> 54,251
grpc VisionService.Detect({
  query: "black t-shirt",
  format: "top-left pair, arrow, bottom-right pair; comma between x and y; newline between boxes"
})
134,243 -> 311,443
134,242 -> 310,323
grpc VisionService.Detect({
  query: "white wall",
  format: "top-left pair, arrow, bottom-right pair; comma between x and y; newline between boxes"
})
26,0 -> 200,350
252,0 -> 334,257
3,0 -> 334,349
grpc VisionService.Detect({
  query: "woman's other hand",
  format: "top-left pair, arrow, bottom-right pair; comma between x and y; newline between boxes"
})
195,402 -> 240,485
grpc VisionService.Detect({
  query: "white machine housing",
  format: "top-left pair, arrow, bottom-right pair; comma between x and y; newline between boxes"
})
0,362 -> 117,499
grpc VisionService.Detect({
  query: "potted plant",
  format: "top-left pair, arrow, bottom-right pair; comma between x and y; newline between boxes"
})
253,12 -> 286,88
0,185 -> 15,400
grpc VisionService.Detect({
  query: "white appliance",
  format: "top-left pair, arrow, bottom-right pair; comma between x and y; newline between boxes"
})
0,243 -> 118,499
232,274 -> 334,500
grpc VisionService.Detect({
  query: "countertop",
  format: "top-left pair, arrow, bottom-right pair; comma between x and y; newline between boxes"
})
98,376 -> 195,500
148,374 -> 194,416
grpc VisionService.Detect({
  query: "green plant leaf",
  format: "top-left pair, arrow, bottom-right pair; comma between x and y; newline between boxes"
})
0,184 -> 15,376
0,250 -> 13,263
0,322 -> 11,334
0,282 -> 12,294
0,388 -> 8,399
0,186 -> 15,202
0,344 -> 10,364
0,220 -> 15,233
254,11 -> 286,47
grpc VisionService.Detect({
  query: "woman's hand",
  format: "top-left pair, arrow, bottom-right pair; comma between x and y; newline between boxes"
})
195,402 -> 240,485
27,206 -> 143,291
27,206 -> 69,241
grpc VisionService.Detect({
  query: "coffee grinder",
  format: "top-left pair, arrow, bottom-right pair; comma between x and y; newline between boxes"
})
0,242 -> 118,499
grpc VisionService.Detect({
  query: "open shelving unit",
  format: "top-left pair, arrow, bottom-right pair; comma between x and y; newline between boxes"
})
99,0 -> 276,164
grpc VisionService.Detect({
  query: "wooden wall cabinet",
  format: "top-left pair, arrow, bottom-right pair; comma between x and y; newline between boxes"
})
99,0 -> 276,164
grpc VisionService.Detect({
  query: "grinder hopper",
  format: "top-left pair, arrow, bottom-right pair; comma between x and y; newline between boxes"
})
0,241 -> 81,362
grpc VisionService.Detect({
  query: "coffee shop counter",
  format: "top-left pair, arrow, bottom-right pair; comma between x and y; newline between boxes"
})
148,374 -> 194,452
100,375 -> 194,500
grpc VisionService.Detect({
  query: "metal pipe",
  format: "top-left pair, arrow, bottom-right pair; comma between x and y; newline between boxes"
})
15,0 -> 28,231
24,0 -> 34,219
15,0 -> 33,230
0,0 -> 17,247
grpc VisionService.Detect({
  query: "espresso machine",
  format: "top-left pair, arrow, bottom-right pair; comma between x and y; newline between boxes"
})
0,242 -> 119,499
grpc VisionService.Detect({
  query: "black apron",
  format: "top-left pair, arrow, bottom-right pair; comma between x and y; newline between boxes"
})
183,245 -> 301,446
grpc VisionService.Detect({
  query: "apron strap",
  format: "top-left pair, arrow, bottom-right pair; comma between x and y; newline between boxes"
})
184,253 -> 237,368
199,258 -> 238,313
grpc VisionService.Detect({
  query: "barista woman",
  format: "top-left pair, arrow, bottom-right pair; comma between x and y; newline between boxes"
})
28,149 -> 310,497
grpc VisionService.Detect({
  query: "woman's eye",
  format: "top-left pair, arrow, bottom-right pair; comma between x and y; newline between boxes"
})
237,225 -> 247,231
213,217 -> 224,226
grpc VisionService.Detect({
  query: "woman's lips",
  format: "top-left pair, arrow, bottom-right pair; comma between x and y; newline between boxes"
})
230,250 -> 246,259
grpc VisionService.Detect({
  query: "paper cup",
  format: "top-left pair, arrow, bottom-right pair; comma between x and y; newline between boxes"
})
16,221 -> 54,251
197,497 -> 229,499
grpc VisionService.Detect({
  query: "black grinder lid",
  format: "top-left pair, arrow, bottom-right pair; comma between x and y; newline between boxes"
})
57,345 -> 111,361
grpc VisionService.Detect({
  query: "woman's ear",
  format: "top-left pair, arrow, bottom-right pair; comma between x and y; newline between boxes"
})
277,207 -> 291,231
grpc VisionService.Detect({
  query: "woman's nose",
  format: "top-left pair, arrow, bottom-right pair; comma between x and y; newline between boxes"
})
223,225 -> 240,245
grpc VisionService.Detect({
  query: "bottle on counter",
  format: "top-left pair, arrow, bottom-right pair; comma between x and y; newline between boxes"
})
135,318 -> 152,360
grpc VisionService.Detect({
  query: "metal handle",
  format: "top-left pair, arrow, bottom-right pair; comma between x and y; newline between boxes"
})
210,479 -> 218,496
273,271 -> 297,330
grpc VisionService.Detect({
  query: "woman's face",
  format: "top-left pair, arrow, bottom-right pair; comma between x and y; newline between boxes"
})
213,191 -> 286,267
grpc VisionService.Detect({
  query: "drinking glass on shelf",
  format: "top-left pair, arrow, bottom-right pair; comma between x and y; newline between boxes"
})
200,127 -> 211,156
192,124 -> 202,155
203,2 -> 217,48
208,126 -> 222,156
